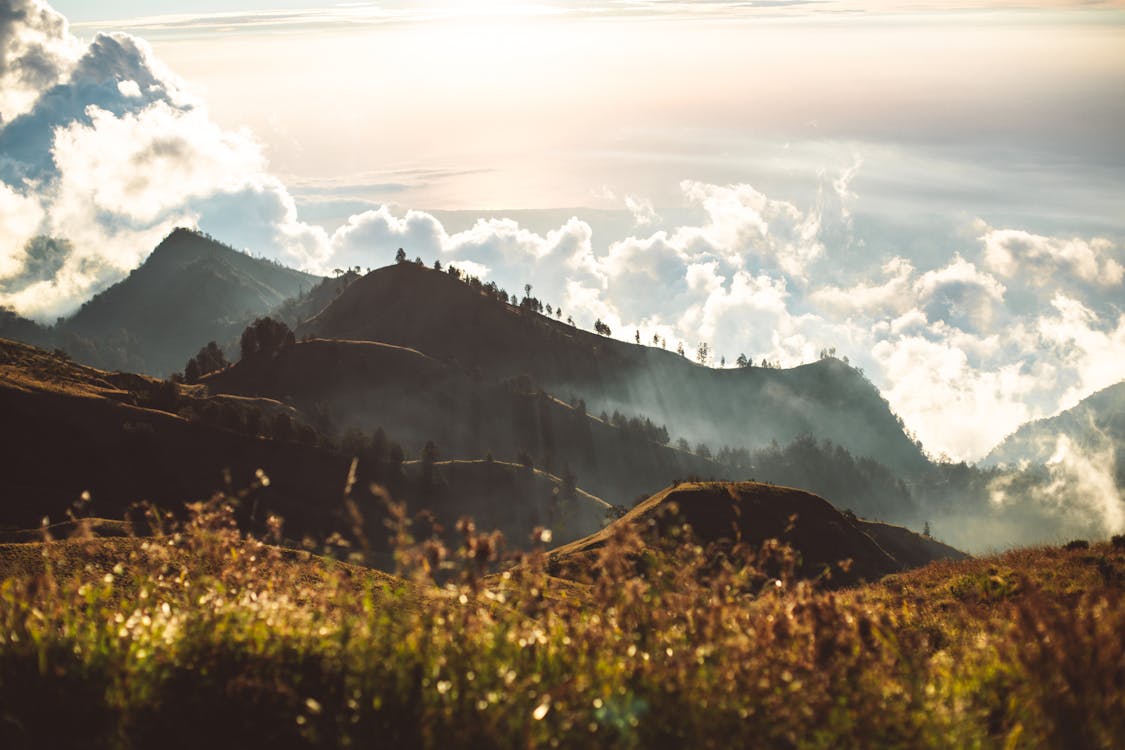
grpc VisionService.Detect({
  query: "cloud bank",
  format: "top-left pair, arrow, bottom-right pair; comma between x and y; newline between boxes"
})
0,1 -> 1123,466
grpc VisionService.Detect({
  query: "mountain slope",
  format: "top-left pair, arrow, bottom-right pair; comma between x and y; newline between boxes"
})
57,228 -> 322,375
547,481 -> 966,587
984,381 -> 1125,469
0,339 -> 612,561
299,262 -> 928,475
205,337 -> 727,507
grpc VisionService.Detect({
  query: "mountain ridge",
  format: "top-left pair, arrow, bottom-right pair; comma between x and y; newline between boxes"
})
299,261 -> 929,476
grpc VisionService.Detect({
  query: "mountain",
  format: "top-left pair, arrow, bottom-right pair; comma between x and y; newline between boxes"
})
270,270 -> 362,329
0,306 -> 53,349
204,337 -> 728,507
546,481 -> 966,588
298,261 -> 929,476
0,338 -> 613,561
984,381 -> 1125,470
55,228 -> 322,375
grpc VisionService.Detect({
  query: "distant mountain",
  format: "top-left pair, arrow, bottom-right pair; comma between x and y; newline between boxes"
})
546,481 -> 966,588
56,228 -> 322,375
984,381 -> 1125,469
299,262 -> 929,476
0,306 -> 52,349
205,337 -> 728,507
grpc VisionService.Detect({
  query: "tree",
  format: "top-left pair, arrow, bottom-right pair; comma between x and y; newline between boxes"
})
736,353 -> 749,368
240,318 -> 295,361
720,355 -> 726,368
923,521 -> 932,538
635,330 -> 641,344
696,342 -> 710,366
184,357 -> 201,384
433,259 -> 442,271
594,319 -> 611,336
676,342 -> 685,357
395,248 -> 406,263
184,340 -> 227,384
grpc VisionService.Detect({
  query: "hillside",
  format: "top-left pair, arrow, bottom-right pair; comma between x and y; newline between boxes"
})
1,494 -> 1112,749
205,337 -> 728,507
299,262 -> 929,476
0,339 -> 613,561
56,228 -> 322,375
547,481 -> 965,587
984,380 -> 1125,469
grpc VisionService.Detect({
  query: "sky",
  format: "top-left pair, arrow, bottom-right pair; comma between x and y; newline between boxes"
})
1,0 -> 1124,462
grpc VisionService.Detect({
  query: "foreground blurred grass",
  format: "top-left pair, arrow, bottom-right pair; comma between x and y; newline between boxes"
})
1,495 -> 1123,750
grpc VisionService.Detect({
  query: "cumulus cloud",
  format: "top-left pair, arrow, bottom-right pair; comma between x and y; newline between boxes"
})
981,224 -> 1124,289
0,0 -> 79,122
0,5 -> 333,317
914,255 -> 1006,334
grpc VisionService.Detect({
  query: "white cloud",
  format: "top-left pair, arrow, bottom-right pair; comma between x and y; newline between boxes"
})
811,256 -> 914,317
0,183 -> 44,279
0,15 -> 333,317
914,255 -> 1006,334
0,0 -> 80,122
982,224 -> 1124,288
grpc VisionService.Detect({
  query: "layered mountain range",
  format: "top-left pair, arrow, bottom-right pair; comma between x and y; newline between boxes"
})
1,228 -> 1121,557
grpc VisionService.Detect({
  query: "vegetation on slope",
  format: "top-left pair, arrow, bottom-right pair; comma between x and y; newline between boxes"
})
33,228 -> 323,375
298,261 -> 929,475
0,498 -> 1121,749
547,481 -> 963,588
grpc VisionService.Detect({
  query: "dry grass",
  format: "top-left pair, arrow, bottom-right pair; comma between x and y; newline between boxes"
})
0,496 -> 1122,749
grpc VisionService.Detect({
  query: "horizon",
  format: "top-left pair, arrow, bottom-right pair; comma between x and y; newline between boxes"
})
1,0 -> 1124,462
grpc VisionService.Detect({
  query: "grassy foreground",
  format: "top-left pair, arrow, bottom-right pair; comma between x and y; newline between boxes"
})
1,499 -> 1123,749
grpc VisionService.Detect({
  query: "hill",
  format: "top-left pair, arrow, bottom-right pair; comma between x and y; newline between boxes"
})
984,380 -> 1125,470
298,262 -> 929,476
205,337 -> 728,507
0,338 -> 614,562
547,481 -> 965,587
55,228 -> 322,375
1,495 -> 1114,748
0,306 -> 53,349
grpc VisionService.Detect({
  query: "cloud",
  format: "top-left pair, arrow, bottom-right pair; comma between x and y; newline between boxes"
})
914,255 -> 1006,334
0,0 -> 79,123
0,6 -> 332,317
810,256 -> 914,317
988,427 -> 1124,542
981,224 -> 1124,289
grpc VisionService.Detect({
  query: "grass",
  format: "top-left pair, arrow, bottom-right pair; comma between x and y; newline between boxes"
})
0,497 -> 1123,749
